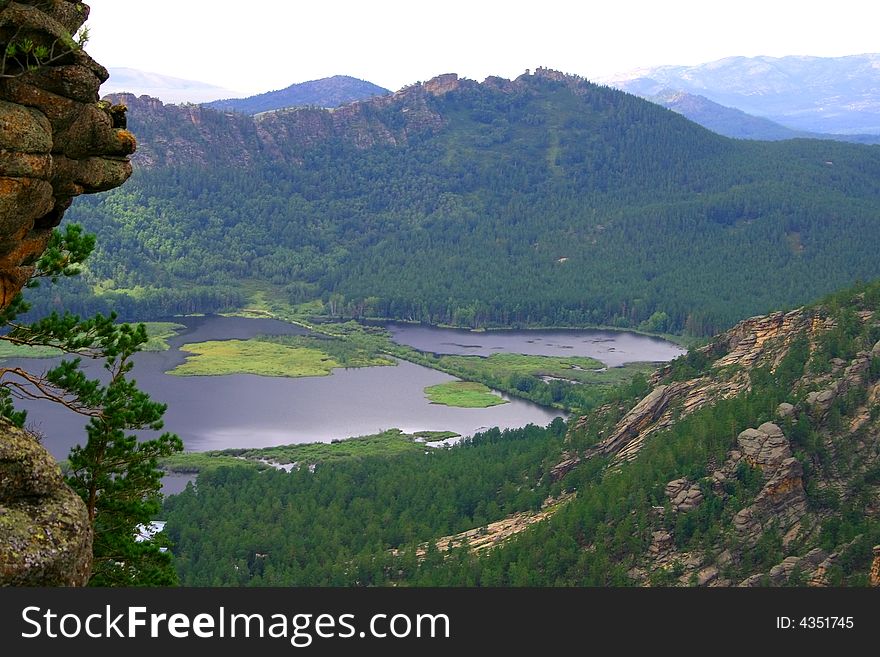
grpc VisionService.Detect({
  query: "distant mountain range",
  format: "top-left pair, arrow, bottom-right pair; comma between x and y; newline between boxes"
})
645,89 -> 880,144
103,68 -> 244,104
602,54 -> 880,135
106,56 -> 880,140
203,76 -> 391,114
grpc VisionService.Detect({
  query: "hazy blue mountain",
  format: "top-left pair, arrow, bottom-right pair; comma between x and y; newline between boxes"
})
102,68 -> 244,104
646,89 -> 880,144
203,75 -> 391,114
602,54 -> 880,134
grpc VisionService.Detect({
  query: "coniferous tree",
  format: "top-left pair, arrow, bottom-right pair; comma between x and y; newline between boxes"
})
0,224 -> 182,585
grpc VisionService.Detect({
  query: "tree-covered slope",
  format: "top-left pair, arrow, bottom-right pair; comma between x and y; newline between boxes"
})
61,70 -> 880,334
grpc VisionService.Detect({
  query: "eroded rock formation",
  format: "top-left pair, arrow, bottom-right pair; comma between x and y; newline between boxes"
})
0,1 -> 135,586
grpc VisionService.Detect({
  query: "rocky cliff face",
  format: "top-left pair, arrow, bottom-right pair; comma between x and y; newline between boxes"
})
0,1 -> 135,586
105,73 -> 463,168
0,0 -> 134,308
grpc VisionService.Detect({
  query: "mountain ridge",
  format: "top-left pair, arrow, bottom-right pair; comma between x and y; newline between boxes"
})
203,75 -> 390,115
602,53 -> 880,134
646,89 -> 880,144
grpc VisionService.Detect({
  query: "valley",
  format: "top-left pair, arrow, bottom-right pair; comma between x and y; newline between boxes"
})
43,69 -> 880,339
2,0 -> 879,595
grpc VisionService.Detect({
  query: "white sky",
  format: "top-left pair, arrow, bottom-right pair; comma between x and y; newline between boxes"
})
84,0 -> 880,94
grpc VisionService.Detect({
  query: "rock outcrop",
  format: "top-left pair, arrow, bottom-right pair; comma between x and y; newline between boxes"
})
726,423 -> 807,547
554,293 -> 880,587
0,0 -> 134,309
0,421 -> 91,585
0,1 -> 135,585
665,478 -> 705,513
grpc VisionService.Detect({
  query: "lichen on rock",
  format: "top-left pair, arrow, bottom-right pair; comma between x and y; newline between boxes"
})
0,421 -> 92,586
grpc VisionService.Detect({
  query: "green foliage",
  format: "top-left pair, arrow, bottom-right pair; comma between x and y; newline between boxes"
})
666,348 -> 713,382
162,429 -> 445,473
0,6 -> 89,78
424,381 -> 508,408
62,330 -> 183,585
388,347 -> 653,413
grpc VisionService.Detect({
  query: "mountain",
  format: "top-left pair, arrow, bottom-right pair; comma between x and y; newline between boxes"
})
603,54 -> 880,134
162,280 -> 880,586
203,75 -> 390,114
645,90 -> 880,144
651,89 -> 805,140
102,67 -> 245,104
56,69 -> 880,336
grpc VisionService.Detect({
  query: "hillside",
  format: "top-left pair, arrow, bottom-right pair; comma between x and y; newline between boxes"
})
203,75 -> 390,114
603,54 -> 880,134
163,281 -> 880,586
54,69 -> 880,335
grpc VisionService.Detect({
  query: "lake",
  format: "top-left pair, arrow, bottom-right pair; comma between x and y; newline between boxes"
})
385,323 -> 685,367
3,316 -> 685,463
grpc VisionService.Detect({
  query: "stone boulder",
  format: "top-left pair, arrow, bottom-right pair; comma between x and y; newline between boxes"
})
776,402 -> 795,419
665,478 -> 704,513
728,423 -> 807,546
736,422 -> 792,471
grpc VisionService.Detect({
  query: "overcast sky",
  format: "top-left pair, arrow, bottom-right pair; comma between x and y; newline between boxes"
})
84,0 -> 880,94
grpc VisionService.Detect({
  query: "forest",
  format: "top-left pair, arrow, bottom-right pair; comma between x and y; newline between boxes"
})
42,72 -> 880,336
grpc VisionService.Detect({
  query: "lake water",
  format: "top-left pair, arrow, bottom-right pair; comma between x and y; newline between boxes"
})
385,323 -> 685,367
3,316 -> 684,465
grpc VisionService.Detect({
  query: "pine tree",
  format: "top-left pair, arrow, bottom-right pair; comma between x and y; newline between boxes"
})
0,224 -> 182,585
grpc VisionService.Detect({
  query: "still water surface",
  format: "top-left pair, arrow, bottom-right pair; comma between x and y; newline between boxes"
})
4,317 -> 684,463
385,323 -> 684,367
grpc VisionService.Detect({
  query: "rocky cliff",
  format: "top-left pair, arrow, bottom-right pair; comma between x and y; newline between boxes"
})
554,290 -> 880,586
0,1 -> 135,586
104,72 -> 463,168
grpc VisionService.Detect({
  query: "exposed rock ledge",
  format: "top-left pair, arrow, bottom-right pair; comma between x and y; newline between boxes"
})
0,0 -> 135,308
